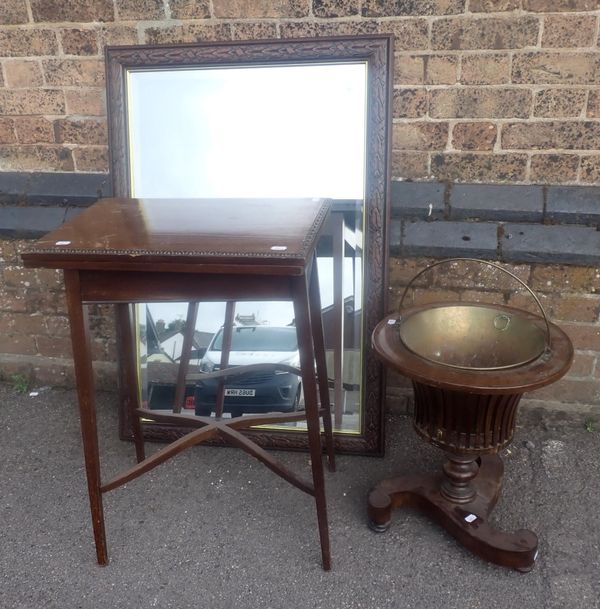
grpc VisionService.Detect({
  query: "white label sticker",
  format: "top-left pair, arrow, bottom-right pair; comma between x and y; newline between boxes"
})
270,245 -> 287,251
387,318 -> 397,325
55,240 -> 71,246
464,514 -> 477,523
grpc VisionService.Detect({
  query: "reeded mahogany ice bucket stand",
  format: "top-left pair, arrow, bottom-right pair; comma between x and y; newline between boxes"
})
367,259 -> 573,572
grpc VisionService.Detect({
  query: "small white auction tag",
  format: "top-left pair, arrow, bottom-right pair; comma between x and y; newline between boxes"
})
270,245 -> 287,251
464,514 -> 477,523
55,240 -> 71,246
387,318 -> 397,325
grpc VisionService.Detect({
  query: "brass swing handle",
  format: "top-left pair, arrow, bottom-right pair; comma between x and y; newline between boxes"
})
397,257 -> 551,348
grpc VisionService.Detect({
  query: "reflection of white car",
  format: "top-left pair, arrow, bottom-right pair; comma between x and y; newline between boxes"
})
194,326 -> 302,417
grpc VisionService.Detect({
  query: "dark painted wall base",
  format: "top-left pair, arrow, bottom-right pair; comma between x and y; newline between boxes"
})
1,172 -> 599,265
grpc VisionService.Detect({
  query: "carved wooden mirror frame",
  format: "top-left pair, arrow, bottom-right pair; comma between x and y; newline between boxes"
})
106,35 -> 392,455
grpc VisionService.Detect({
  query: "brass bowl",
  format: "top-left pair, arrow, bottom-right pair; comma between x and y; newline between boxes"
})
399,303 -> 547,371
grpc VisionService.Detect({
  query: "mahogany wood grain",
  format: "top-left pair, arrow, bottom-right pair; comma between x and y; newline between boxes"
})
23,196 -> 335,570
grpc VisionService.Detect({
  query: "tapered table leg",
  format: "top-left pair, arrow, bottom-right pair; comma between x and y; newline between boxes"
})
116,303 -> 145,463
293,274 -> 331,571
64,270 -> 108,565
309,257 -> 336,472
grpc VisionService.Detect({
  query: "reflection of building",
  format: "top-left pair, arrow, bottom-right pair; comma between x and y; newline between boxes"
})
145,306 -> 212,362
321,296 -> 361,351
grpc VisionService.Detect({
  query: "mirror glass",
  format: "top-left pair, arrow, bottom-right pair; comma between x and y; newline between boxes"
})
107,36 -> 391,454
129,63 -> 366,433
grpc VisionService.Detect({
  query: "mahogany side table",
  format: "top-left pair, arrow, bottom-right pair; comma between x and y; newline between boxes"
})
22,197 -> 336,570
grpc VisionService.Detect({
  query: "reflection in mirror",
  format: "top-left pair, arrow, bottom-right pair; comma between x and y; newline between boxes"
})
130,63 -> 366,433
107,36 -> 392,454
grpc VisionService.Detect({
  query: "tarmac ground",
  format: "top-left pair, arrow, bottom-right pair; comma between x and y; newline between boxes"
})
1,383 -> 599,609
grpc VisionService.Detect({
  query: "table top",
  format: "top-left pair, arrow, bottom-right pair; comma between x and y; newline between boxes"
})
22,197 -> 331,274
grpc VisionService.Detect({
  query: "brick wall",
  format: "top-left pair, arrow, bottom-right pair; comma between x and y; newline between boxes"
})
387,257 -> 600,414
0,0 -> 599,184
1,1 -> 599,415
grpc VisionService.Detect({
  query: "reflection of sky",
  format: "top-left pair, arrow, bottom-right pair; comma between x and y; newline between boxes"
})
130,62 -> 365,332
128,63 -> 366,199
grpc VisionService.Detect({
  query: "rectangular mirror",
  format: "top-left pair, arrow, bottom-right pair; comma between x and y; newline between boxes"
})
107,36 -> 392,454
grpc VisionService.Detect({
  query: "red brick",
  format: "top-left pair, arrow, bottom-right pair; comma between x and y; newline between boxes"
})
511,292 -> 600,323
528,378 -> 600,405
36,335 -> 73,358
431,152 -> 528,181
0,145 -> 73,171
0,29 -> 58,56
469,0 -> 520,9
568,354 -> 596,378
533,89 -> 587,119
0,0 -> 29,24
3,266 -> 39,288
502,121 -> 600,150
279,20 -> 377,38
36,268 -> 63,291
213,0 -> 308,18
524,0 -> 600,11
378,19 -> 429,51
581,156 -> 600,183
531,265 -> 600,293
65,89 -> 106,117
0,313 -> 47,335
434,260 -> 530,290
410,288 -> 462,306
30,0 -> 114,22
560,323 -> 600,351
426,55 -> 458,85
430,88 -> 531,119
0,334 -> 37,356
0,240 -> 18,263
115,0 -> 165,20
542,15 -> 597,48
393,89 -> 428,119
394,55 -> 425,85
0,118 -> 16,144
552,296 -> 600,323
73,146 -> 109,172
144,24 -> 232,45
97,25 -> 139,48
587,90 -> 600,118
0,288 -> 27,312
313,0 -> 359,17
0,89 -> 65,115
431,16 -> 539,50
393,122 -> 448,151
391,151 -> 429,180
169,0 -> 211,19
232,22 -> 278,40
45,316 -> 71,338
14,117 -> 55,144
460,289 -> 508,305
460,54 -> 510,85
54,118 -> 107,146
43,59 -> 105,87
388,257 -> 435,287
529,154 -> 580,183
24,289 -> 67,315
3,60 -> 44,88
60,28 -> 98,56
363,0 -> 465,16
513,52 -> 600,85
452,122 -> 497,151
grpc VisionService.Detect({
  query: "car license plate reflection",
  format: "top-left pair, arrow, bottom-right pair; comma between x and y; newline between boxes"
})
224,388 -> 256,397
